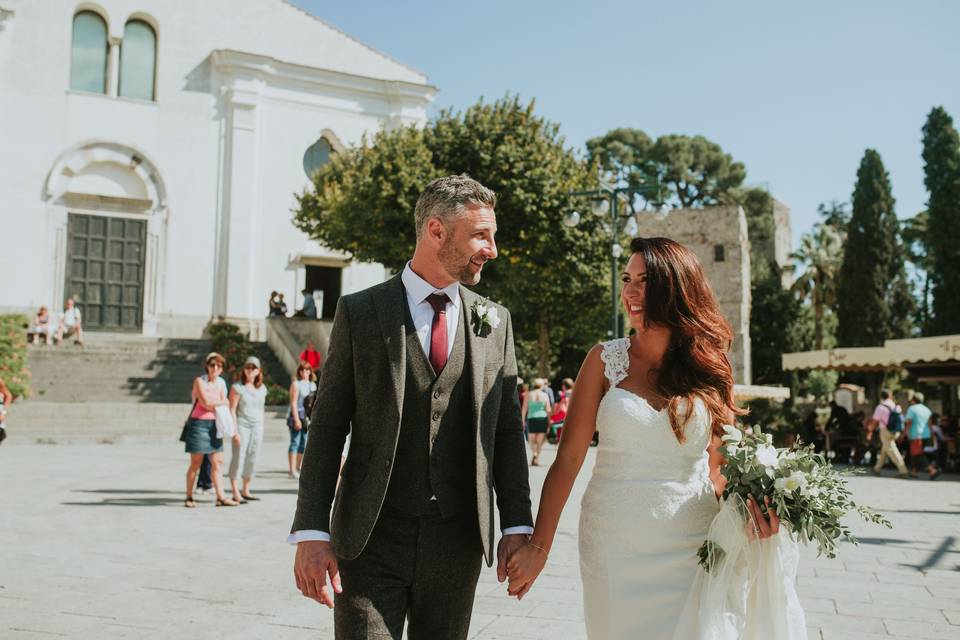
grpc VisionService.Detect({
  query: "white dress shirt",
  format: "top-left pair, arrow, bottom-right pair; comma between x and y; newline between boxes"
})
288,264 -> 532,544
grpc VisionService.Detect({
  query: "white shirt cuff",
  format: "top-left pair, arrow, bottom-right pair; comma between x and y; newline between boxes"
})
287,530 -> 330,545
502,526 -> 534,536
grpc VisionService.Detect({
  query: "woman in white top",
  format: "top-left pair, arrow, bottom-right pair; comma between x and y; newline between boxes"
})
229,355 -> 268,503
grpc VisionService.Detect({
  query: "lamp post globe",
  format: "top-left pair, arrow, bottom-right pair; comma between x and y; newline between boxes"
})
592,198 -> 610,216
563,210 -> 581,228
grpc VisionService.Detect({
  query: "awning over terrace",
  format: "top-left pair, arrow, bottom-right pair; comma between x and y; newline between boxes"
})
782,334 -> 960,383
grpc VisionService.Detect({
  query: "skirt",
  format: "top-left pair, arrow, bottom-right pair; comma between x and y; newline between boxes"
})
184,419 -> 223,454
528,417 -> 549,434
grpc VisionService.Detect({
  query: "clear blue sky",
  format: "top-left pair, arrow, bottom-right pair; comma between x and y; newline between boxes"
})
290,0 -> 960,243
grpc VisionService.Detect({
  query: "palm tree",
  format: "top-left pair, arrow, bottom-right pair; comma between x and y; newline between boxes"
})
791,223 -> 844,350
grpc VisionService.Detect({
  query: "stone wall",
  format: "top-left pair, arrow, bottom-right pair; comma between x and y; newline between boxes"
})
634,206 -> 752,384
773,198 -> 794,288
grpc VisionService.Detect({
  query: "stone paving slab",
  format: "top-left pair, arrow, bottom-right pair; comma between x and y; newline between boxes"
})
0,441 -> 958,639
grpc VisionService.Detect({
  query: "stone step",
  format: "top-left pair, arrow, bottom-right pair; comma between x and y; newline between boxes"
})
25,334 -> 289,404
5,402 -> 291,445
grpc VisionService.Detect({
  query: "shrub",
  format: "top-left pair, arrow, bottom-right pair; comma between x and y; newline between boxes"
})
208,321 -> 288,405
0,314 -> 31,398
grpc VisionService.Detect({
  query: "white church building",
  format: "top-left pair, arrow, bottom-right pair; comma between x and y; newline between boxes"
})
0,0 -> 434,338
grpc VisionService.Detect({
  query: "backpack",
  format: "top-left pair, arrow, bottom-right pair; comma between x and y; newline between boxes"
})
302,391 -> 317,425
883,404 -> 904,433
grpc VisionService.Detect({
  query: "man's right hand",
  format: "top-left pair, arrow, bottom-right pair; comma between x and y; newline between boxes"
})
294,540 -> 341,608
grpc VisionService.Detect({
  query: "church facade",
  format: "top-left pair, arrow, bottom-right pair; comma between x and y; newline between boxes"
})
0,0 -> 434,338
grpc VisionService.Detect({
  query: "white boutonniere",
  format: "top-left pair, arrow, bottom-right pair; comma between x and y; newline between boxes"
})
470,299 -> 501,337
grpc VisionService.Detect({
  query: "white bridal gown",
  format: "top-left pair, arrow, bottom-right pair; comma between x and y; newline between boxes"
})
579,338 -> 806,640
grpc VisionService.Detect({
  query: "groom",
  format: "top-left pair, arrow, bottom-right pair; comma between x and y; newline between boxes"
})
290,175 -> 534,639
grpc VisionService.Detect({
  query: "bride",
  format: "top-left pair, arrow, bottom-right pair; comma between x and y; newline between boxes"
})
506,237 -> 804,639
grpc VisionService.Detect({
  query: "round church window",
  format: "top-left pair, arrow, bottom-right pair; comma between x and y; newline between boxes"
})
303,138 -> 333,180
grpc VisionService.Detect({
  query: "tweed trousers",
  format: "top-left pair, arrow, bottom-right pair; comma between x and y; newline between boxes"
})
333,505 -> 483,640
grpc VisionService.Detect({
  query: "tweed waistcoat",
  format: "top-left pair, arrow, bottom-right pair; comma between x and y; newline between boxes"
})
383,307 -> 474,516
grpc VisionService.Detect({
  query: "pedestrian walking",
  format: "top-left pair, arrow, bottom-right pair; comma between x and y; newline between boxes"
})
287,361 -> 316,479
904,392 -> 939,480
522,378 -> 552,466
228,356 -> 267,502
870,389 -> 908,478
183,352 -> 238,507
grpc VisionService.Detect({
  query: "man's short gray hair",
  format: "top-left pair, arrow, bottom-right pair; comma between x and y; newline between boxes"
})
414,174 -> 497,240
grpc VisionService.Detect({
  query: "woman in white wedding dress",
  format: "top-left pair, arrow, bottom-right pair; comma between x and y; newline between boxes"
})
507,237 -> 794,639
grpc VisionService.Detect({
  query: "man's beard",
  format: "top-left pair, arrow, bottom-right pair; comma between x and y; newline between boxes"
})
438,237 -> 482,286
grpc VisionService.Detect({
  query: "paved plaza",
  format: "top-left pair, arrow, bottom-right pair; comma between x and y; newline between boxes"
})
1,439 -> 958,639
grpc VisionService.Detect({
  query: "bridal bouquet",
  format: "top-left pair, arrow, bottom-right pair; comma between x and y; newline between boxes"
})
696,424 -> 891,573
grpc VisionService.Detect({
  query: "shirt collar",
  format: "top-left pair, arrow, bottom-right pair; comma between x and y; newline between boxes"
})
401,262 -> 461,308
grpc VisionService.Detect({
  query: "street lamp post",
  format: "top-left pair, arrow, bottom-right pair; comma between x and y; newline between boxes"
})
565,180 -> 663,339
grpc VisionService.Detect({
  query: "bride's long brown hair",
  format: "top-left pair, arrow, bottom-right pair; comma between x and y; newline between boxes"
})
630,237 -> 745,442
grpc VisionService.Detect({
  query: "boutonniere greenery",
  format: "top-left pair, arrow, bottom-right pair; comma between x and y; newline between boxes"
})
470,299 -> 501,337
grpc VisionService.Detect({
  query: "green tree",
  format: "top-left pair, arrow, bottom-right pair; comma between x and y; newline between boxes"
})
922,106 -> 960,334
902,211 -> 931,329
817,200 -> 850,230
294,96 -> 606,378
751,261 -> 811,384
586,129 -> 746,208
791,223 -> 843,350
837,149 -> 907,346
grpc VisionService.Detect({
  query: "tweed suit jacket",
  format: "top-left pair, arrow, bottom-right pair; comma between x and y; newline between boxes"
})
291,274 -> 533,565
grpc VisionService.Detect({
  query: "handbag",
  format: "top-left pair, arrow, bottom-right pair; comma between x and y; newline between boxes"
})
909,438 -> 924,457
179,401 -> 199,442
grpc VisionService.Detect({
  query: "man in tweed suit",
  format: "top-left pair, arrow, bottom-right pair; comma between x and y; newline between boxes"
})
290,175 -> 534,639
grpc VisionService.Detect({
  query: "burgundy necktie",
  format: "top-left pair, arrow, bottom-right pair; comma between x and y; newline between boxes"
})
427,293 -> 449,374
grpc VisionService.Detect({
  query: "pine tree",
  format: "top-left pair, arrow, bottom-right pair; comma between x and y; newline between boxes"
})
837,150 -> 901,346
922,106 -> 960,335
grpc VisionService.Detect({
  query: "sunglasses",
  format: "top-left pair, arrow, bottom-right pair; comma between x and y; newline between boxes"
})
244,364 -> 259,370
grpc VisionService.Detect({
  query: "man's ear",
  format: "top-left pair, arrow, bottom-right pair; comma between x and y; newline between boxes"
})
425,217 -> 448,246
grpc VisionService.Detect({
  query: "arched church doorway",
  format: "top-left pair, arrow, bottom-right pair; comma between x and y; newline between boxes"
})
44,142 -> 168,334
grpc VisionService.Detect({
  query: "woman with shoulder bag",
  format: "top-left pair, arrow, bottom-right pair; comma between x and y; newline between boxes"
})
183,353 -> 238,507
287,361 -> 316,479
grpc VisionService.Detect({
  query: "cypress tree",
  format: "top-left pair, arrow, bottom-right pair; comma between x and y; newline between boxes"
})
837,149 -> 901,346
922,106 -> 960,335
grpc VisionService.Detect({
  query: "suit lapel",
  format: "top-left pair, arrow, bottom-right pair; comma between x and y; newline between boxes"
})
460,286 -> 486,436
374,274 -> 407,420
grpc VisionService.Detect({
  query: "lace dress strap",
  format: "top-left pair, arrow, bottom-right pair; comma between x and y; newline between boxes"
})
599,338 -> 631,389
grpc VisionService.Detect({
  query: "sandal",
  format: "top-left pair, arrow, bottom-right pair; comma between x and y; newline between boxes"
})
240,494 -> 260,501
184,497 -> 197,508
216,498 -> 239,507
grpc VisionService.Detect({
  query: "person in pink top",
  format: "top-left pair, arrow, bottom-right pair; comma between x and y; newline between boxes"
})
869,389 -> 908,478
183,352 -> 239,507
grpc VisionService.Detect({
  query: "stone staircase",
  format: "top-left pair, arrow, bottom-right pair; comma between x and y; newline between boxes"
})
9,333 -> 290,444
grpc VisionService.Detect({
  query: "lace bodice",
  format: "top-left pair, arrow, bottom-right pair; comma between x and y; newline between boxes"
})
582,338 -> 717,534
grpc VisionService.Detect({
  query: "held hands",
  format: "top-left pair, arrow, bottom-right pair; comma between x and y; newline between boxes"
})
504,540 -> 548,599
294,540 -> 342,608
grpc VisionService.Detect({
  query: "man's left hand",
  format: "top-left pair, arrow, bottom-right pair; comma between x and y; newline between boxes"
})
496,533 -> 529,585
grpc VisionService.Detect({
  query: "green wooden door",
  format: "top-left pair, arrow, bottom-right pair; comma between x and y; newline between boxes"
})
65,214 -> 146,332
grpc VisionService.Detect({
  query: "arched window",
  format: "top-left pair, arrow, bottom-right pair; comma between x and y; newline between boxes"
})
303,138 -> 333,179
70,11 -> 108,94
119,20 -> 156,101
